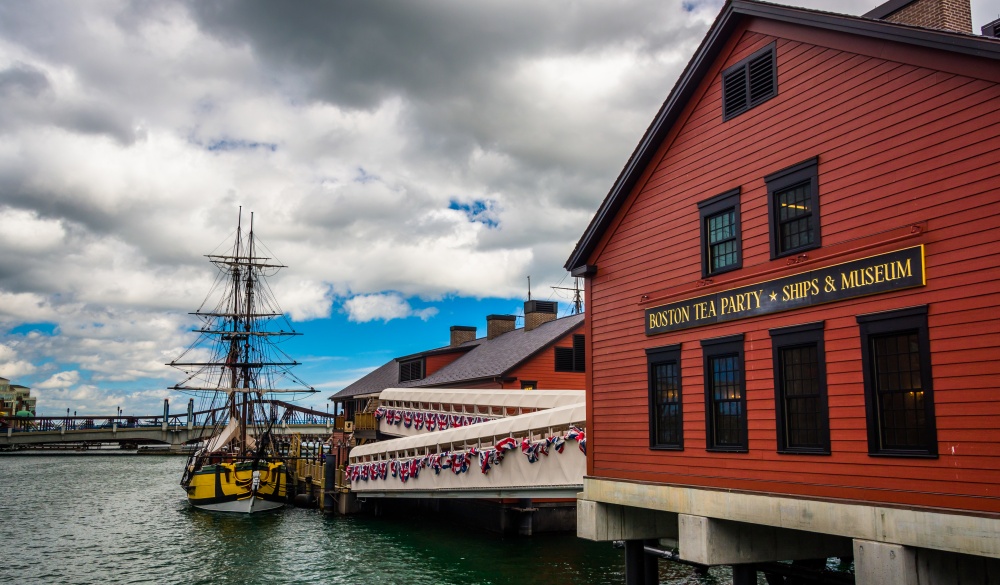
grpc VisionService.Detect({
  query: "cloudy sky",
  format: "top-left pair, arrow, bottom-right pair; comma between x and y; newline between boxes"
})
0,0 -> 994,417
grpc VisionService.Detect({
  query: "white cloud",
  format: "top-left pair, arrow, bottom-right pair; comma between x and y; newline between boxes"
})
35,369 -> 80,389
342,293 -> 439,323
0,0 -> 988,411
0,342 -> 38,379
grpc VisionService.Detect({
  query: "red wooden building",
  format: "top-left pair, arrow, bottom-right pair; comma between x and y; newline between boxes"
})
331,300 -> 585,437
565,0 -> 1000,582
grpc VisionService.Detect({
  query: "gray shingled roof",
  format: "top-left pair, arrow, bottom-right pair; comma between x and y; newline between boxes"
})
332,359 -> 400,399
330,313 -> 584,400
415,314 -> 583,386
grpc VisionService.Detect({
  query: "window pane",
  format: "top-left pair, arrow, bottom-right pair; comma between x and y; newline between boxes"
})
708,211 -> 734,243
872,332 -> 928,450
779,345 -> 823,449
707,209 -> 738,271
653,362 -> 681,446
777,183 -> 813,252
710,354 -> 743,447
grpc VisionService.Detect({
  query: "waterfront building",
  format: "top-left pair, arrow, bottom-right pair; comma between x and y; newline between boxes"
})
564,0 -> 1000,583
0,377 -> 36,416
331,300 -> 585,441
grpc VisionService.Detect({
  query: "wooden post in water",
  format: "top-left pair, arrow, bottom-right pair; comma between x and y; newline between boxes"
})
323,457 -> 336,514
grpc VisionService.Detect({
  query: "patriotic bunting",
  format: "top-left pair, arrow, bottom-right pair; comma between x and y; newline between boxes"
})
373,407 -> 499,430
347,427 -> 586,485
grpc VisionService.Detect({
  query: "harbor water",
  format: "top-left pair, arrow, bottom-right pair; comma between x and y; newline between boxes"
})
0,453 -> 729,584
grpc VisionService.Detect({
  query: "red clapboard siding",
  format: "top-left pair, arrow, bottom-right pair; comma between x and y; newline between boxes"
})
584,24 -> 1000,515
501,329 -> 586,390
424,351 -> 468,377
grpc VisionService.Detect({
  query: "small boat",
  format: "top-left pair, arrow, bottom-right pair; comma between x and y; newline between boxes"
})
170,209 -> 315,513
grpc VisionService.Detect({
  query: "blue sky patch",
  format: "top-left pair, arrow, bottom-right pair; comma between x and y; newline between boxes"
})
7,322 -> 58,336
448,199 -> 499,228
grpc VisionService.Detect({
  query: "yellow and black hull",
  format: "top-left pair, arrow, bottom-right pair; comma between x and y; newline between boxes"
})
184,461 -> 289,513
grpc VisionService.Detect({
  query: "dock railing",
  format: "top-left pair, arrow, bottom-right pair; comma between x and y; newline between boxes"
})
353,413 -> 376,430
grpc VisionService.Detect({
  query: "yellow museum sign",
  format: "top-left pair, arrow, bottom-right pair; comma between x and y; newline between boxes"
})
645,245 -> 925,335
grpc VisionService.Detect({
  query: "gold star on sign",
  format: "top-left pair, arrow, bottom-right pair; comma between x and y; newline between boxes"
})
769,291 -> 777,302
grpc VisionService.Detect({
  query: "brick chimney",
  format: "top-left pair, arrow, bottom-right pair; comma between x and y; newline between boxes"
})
864,0 -> 973,34
523,300 -> 557,332
450,325 -> 477,347
486,314 -> 516,340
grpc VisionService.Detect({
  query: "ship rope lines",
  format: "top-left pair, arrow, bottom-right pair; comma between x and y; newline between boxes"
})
170,208 -> 316,513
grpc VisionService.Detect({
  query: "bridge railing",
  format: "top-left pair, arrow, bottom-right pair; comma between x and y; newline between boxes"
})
2,399 -> 339,434
1,415 -> 185,432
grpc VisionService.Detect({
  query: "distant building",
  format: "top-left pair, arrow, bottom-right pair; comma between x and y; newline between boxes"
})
0,377 -> 36,416
330,300 -> 585,441
566,0 -> 1000,582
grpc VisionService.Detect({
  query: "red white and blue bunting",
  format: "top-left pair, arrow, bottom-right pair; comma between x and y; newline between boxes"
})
374,406 -> 497,430
346,426 -> 586,484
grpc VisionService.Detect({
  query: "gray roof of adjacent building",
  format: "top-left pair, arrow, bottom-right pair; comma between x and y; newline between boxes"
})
330,313 -> 585,400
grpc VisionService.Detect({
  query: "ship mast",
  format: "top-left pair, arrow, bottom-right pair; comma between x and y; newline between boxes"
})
167,207 -> 316,457
230,209 -> 244,448
241,212 -> 258,452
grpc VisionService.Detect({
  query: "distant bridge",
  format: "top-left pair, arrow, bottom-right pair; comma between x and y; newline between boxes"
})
0,400 -> 336,450
347,389 -> 586,499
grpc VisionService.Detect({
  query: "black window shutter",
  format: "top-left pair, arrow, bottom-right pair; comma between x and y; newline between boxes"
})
748,51 -> 775,105
723,67 -> 747,119
399,359 -> 424,382
555,347 -> 574,372
573,334 -> 586,372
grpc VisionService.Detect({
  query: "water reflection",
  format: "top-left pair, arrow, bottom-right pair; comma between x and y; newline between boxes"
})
1,454 -> 728,585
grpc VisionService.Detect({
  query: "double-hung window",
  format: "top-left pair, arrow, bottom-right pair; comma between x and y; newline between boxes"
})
857,306 -> 937,457
647,344 -> 683,449
702,334 -> 747,451
698,188 -> 742,277
769,322 -> 830,454
766,158 -> 820,259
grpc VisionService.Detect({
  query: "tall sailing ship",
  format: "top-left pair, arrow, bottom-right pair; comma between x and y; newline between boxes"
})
170,210 -> 315,513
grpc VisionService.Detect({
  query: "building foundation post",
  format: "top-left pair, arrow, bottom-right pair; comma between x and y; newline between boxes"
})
853,540 -> 916,585
624,540 -> 658,585
731,563 -> 758,585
